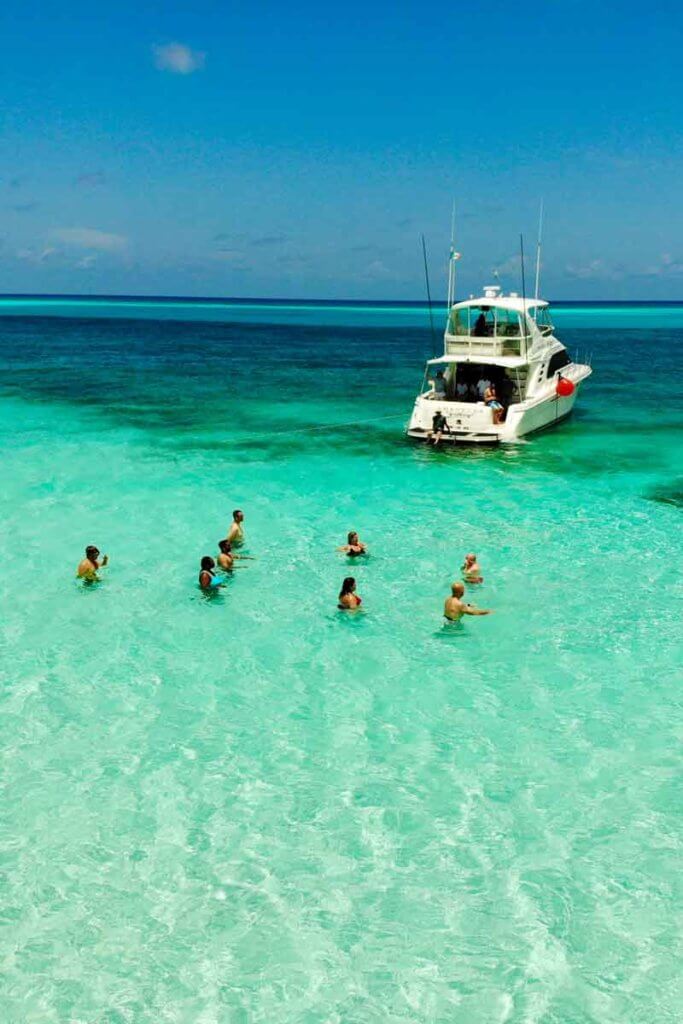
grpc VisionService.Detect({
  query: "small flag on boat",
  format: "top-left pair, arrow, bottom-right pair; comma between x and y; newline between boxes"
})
451,251 -> 462,261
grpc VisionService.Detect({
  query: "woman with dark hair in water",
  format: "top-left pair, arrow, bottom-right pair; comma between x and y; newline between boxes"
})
337,531 -> 367,557
199,556 -> 224,590
338,577 -> 362,610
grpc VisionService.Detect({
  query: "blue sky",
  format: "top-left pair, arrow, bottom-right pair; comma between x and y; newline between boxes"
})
1,0 -> 682,299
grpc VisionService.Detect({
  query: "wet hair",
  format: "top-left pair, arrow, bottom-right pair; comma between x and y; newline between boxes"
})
233,509 -> 242,519
347,531 -> 358,544
339,577 -> 356,599
85,545 -> 99,560
201,556 -> 215,571
218,540 -> 232,553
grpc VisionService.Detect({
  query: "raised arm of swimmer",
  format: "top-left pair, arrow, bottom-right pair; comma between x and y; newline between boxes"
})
76,545 -> 108,580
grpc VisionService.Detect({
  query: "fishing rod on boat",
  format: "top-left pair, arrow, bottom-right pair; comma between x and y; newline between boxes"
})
421,234 -> 438,357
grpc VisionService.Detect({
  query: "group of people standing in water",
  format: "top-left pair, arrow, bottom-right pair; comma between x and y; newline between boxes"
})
76,513 -> 492,622
198,510 -> 249,589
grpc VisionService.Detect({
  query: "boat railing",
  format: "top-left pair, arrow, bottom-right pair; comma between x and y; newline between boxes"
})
444,332 -> 529,358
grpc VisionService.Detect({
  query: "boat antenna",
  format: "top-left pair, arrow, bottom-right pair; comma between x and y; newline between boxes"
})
533,199 -> 544,313
421,234 -> 437,356
447,200 -> 457,309
520,233 -> 527,339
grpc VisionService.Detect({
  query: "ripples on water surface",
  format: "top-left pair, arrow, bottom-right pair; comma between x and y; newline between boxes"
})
0,305 -> 681,1023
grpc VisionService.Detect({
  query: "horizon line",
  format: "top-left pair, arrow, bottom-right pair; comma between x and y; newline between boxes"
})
1,292 -> 682,307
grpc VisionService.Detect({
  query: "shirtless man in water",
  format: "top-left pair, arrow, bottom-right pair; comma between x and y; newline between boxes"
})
226,509 -> 245,546
216,539 -> 251,570
217,539 -> 235,570
444,581 -> 491,621
76,545 -> 108,581
461,553 -> 483,584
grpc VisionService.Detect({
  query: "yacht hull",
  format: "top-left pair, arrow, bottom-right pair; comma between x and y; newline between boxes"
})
406,372 -> 589,445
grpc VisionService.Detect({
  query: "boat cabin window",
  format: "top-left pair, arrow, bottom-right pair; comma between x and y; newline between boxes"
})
448,305 -> 523,338
535,308 -> 554,336
546,350 -> 571,378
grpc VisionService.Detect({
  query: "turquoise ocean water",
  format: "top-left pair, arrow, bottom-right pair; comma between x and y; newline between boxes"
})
0,298 -> 681,1023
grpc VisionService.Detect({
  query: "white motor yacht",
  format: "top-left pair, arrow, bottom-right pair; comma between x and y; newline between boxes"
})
407,282 -> 592,445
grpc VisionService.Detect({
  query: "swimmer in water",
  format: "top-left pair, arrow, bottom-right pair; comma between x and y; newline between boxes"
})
337,531 -> 367,557
226,509 -> 245,546
461,552 -> 483,584
338,576 -> 362,610
217,539 -> 235,570
444,581 -> 492,621
76,545 -> 108,582
217,539 -> 253,569
199,555 -> 223,590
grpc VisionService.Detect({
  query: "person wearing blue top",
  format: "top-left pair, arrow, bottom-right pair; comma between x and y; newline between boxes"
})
199,556 -> 223,589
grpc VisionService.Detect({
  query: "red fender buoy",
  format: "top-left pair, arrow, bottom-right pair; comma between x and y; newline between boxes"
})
556,376 -> 575,397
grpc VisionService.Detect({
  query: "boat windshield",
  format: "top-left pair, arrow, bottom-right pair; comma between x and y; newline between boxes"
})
448,305 -> 523,338
534,307 -> 554,336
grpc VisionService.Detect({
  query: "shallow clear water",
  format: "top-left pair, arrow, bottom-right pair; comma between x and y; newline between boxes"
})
0,303 -> 681,1023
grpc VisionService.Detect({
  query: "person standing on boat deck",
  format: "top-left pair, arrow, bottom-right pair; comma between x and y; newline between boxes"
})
76,545 -> 108,581
473,312 -> 488,336
456,379 -> 469,400
429,410 -> 451,446
338,577 -> 362,610
444,582 -> 491,621
432,370 -> 447,397
476,376 -> 492,400
226,509 -> 245,546
462,553 -> 483,584
484,384 -> 505,425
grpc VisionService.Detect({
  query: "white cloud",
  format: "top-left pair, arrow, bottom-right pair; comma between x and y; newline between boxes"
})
366,259 -> 392,278
565,259 -> 614,281
17,246 -> 57,264
153,42 -> 205,75
647,253 -> 683,276
50,227 -> 127,251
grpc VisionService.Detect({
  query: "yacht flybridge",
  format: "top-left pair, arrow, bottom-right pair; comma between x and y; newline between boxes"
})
407,283 -> 591,445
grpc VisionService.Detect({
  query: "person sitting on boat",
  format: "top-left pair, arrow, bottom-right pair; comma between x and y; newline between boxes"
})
461,553 -> 483,584
428,410 -> 451,446
484,383 -> 504,424
338,577 -> 362,610
444,582 -> 492,621
455,379 -> 469,400
76,545 -> 108,582
337,531 -> 367,557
